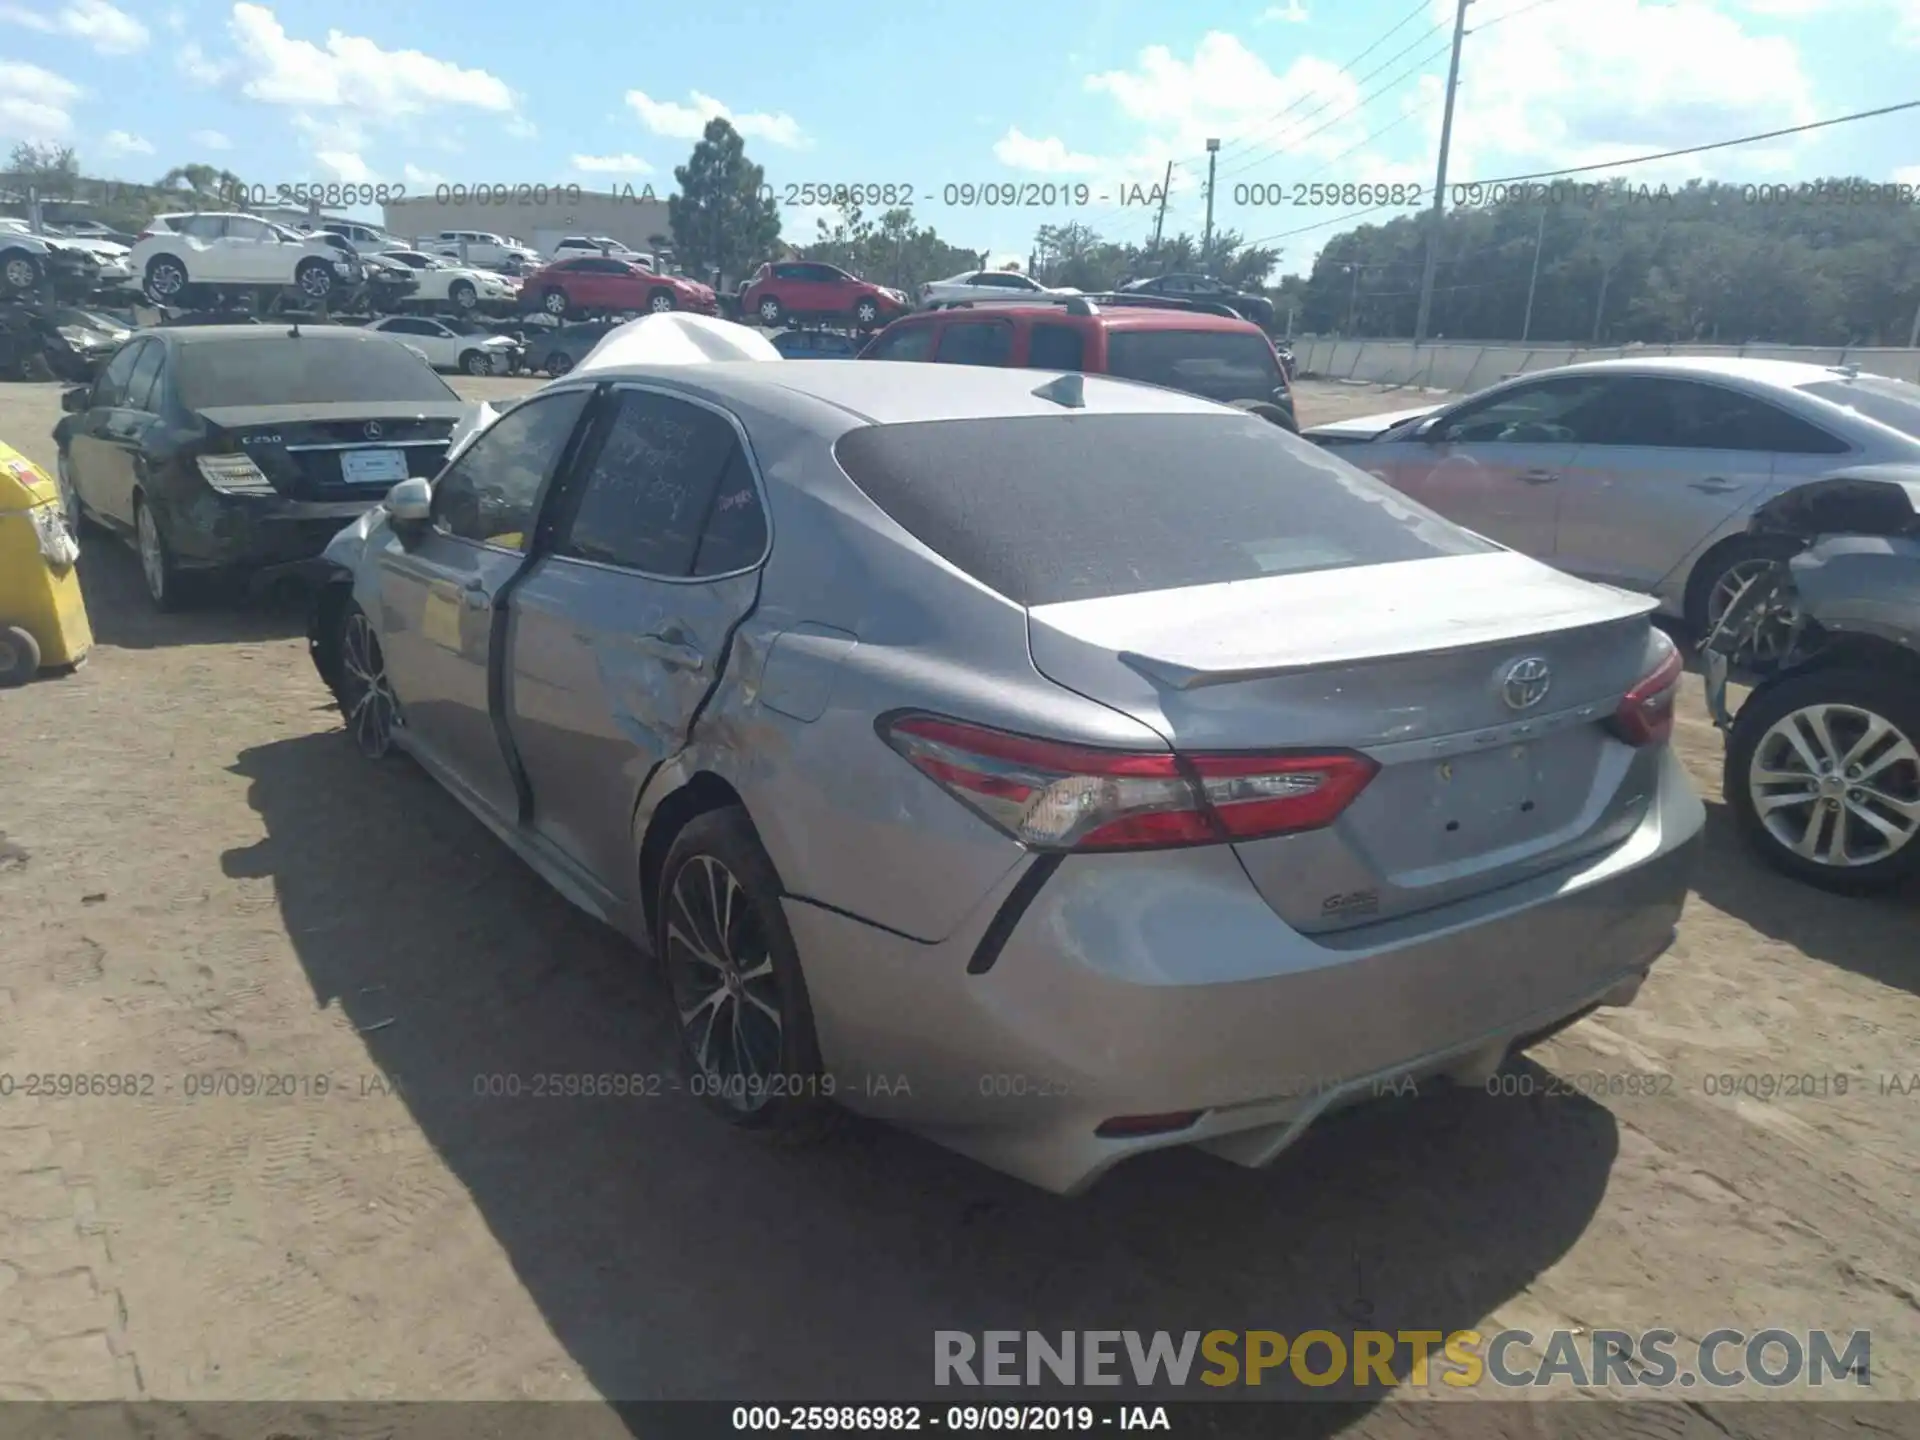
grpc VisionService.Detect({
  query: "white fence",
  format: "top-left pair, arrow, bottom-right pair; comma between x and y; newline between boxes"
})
1292,339 -> 1920,393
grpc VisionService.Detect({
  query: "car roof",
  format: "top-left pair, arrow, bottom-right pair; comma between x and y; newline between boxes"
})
150,324 -> 394,346
583,357 -> 1235,427
1512,355 -> 1864,388
889,304 -> 1260,334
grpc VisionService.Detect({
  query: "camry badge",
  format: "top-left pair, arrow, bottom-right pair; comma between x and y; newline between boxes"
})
1501,657 -> 1552,711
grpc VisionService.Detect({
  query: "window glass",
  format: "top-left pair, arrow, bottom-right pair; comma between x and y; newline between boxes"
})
1027,324 -> 1086,370
773,264 -> 806,280
1105,329 -> 1282,405
554,390 -> 740,575
693,447 -> 770,575
1578,378 -> 1850,453
124,342 -> 165,412
1433,376 -> 1618,444
176,336 -> 455,408
1799,376 -> 1919,445
431,389 -> 591,551
177,215 -> 226,241
866,324 -> 935,361
934,321 -> 1012,367
225,217 -> 273,243
92,339 -> 144,407
834,414 -> 1492,606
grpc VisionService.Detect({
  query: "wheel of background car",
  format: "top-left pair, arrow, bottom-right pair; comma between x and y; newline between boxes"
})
541,289 -> 569,317
854,298 -> 879,327
648,288 -> 676,313
133,495 -> 186,613
449,280 -> 476,310
143,256 -> 187,301
1685,535 -> 1803,650
1725,666 -> 1920,895
15,349 -> 51,382
1,249 -> 41,293
336,601 -> 402,760
458,349 -> 488,376
656,805 -> 833,1138
1231,398 -> 1297,433
0,624 -> 40,689
295,260 -> 334,300
55,453 -> 84,533
757,296 -> 784,326
545,350 -> 573,376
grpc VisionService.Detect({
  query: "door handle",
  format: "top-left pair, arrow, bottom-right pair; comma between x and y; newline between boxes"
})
1689,477 -> 1738,493
1520,469 -> 1560,485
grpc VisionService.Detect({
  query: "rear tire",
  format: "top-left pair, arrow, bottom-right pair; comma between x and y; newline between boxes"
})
449,280 -> 477,311
143,255 -> 188,302
655,806 -> 833,1138
1725,666 -> 1920,895
756,296 -> 784,327
295,259 -> 335,302
2,248 -> 43,295
0,624 -> 40,688
460,348 -> 492,375
133,494 -> 187,613
545,350 -> 573,376
1685,535 -> 1801,643
541,288 -> 570,318
853,297 -> 880,328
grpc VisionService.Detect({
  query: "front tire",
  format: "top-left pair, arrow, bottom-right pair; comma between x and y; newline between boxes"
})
1686,536 -> 1801,649
335,602 -> 401,759
541,288 -> 570,317
0,624 -> 40,688
1726,666 -> 1920,895
756,296 -> 784,327
1,248 -> 42,295
295,260 -> 335,302
545,350 -> 573,376
647,289 -> 676,314
656,806 -> 831,1136
143,256 -> 188,302
133,494 -> 186,613
853,298 -> 880,328
449,280 -> 477,311
460,348 -> 492,376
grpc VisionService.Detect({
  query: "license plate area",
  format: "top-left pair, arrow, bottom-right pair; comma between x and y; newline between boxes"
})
340,448 -> 408,484
1428,743 -> 1554,839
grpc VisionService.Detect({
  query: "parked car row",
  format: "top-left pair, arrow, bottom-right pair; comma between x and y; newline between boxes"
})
0,216 -> 135,302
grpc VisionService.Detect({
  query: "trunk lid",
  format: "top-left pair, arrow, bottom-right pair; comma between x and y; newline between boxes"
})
1027,551 -> 1665,931
196,401 -> 463,501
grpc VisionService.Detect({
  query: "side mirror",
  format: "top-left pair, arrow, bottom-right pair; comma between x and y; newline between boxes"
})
385,477 -> 432,545
61,386 -> 89,413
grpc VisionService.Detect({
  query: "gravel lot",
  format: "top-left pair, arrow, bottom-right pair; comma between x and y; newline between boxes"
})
0,374 -> 1916,1432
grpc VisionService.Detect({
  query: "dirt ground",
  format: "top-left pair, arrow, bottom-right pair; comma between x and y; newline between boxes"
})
0,374 -> 1916,1433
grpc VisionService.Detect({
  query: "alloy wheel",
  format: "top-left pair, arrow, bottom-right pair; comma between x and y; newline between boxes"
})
136,504 -> 168,605
650,292 -> 674,313
299,267 -> 332,300
663,854 -> 784,1112
855,301 -> 878,325
1706,558 -> 1793,664
4,255 -> 37,291
758,299 -> 780,324
147,261 -> 184,298
1748,702 -> 1920,868
340,610 -> 400,758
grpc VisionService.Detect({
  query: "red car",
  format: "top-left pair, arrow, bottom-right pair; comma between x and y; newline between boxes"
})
522,256 -> 716,319
740,261 -> 910,330
857,293 -> 1298,429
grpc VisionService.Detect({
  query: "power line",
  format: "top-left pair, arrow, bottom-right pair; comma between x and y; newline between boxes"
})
1468,0 -> 1574,34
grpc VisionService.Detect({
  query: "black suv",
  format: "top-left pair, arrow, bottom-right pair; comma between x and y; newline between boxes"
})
1119,273 -> 1274,329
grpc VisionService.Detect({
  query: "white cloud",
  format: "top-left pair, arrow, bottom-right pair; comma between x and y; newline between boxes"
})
0,0 -> 148,53
624,89 -> 806,148
0,60 -> 80,137
571,152 -> 654,174
503,115 -> 536,139
993,127 -> 1103,174
1895,164 -> 1920,185
315,150 -> 374,183
1260,0 -> 1309,21
226,4 -> 516,115
402,162 -> 446,186
189,128 -> 231,150
176,41 -> 228,84
99,128 -> 153,155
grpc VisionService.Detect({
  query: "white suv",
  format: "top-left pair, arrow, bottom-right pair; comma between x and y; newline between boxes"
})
550,235 -> 653,267
132,212 -> 360,304
426,230 -> 542,271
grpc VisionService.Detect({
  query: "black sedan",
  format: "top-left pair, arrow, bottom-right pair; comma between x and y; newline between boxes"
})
1119,273 -> 1275,329
521,317 -> 620,375
53,325 -> 469,610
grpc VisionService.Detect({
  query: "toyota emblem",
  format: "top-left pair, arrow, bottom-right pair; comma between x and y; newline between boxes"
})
1501,657 -> 1553,710
364,421 -> 384,440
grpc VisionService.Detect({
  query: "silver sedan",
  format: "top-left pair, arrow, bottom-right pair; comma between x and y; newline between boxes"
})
1304,357 -> 1920,648
311,360 -> 1703,1194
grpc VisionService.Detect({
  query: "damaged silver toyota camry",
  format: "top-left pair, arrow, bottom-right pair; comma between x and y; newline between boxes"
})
308,318 -> 1705,1195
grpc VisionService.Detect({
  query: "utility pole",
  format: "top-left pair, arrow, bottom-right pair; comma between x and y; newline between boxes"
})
1150,160 -> 1174,253
1521,208 -> 1545,342
1347,263 -> 1362,334
1414,0 -> 1471,344
1202,139 -> 1220,258
1909,295 -> 1920,349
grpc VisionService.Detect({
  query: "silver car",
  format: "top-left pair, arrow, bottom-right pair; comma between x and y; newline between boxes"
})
310,361 -> 1704,1195
1304,358 -> 1920,646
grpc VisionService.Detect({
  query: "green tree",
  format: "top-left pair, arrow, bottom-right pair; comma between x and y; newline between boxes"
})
799,200 -> 979,292
667,118 -> 780,281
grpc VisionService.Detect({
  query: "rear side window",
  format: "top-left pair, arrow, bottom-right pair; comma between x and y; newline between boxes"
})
1800,376 -> 1920,444
865,324 -> 935,361
833,414 -> 1492,606
1105,329 -> 1282,405
1027,324 -> 1085,370
934,321 -> 1012,367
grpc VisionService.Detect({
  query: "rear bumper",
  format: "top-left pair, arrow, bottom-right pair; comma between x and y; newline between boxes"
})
161,489 -> 382,576
784,746 -> 1704,1195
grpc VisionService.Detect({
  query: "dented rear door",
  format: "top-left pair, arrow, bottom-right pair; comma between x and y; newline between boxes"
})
502,384 -> 769,894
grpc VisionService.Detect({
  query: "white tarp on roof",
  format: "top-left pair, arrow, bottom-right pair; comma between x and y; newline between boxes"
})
575,312 -> 782,375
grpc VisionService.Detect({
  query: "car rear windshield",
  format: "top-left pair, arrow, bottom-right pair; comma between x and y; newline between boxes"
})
175,336 -> 457,409
832,413 -> 1491,605
1800,376 -> 1920,442
1105,329 -> 1285,405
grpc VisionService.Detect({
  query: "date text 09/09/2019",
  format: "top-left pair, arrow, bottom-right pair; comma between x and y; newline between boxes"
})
730,1406 -> 1169,1431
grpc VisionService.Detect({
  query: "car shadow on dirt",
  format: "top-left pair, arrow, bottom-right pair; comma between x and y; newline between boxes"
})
75,533 -> 307,648
220,727 -> 1622,1425
1690,800 -> 1919,996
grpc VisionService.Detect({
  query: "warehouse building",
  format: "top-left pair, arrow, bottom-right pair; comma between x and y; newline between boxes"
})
381,187 -> 673,259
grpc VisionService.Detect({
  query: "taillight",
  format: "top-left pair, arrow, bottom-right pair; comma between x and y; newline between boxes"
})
1609,632 -> 1683,747
877,714 -> 1378,852
196,453 -> 275,495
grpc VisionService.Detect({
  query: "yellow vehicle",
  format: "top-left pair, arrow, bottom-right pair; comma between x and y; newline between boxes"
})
0,441 -> 91,686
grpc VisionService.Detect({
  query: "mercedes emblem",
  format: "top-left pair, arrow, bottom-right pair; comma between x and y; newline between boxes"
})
364,421 -> 384,440
1500,656 -> 1552,711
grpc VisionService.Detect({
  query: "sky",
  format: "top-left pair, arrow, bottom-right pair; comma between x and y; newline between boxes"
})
1,0 -> 1917,275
